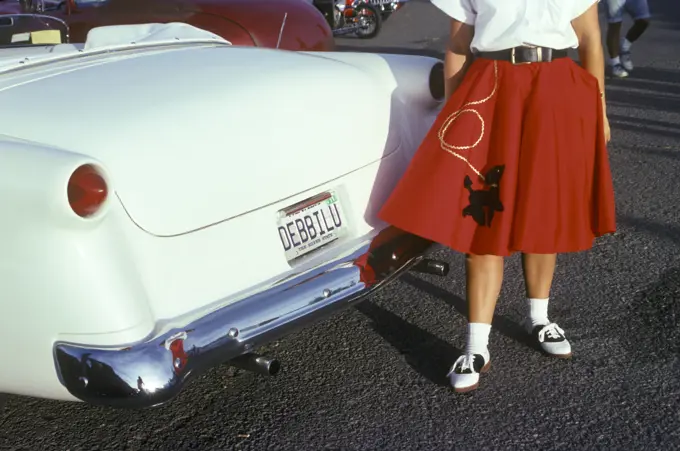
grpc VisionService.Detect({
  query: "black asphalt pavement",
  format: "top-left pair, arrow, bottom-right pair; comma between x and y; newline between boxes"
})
2,1 -> 680,449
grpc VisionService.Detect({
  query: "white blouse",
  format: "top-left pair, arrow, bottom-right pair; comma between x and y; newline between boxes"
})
430,0 -> 600,52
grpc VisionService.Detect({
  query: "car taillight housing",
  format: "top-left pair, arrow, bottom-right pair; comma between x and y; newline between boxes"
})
67,164 -> 108,218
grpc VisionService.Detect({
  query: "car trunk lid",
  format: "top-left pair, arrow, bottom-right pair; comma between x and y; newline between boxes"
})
0,45 -> 398,236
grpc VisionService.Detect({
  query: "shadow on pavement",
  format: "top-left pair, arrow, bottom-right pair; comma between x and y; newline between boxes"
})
355,270 -> 544,385
606,68 -> 680,114
609,65 -> 680,89
398,274 -> 538,350
609,113 -> 680,140
354,299 -> 459,386
615,215 -> 680,361
629,66 -> 680,83
618,214 -> 680,242
621,265 -> 680,361
619,144 -> 680,160
609,66 -> 680,85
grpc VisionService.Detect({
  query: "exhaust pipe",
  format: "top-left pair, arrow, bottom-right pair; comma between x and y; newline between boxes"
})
411,258 -> 450,277
229,353 -> 281,376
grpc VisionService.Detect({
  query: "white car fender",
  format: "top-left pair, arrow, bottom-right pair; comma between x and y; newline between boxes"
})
307,51 -> 444,164
0,135 -> 160,401
0,135 -> 109,226
0,136 -> 156,332
305,51 -> 445,108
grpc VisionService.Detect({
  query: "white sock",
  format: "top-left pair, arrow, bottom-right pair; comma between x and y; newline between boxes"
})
465,322 -> 491,355
527,298 -> 550,327
610,56 -> 621,66
621,38 -> 633,52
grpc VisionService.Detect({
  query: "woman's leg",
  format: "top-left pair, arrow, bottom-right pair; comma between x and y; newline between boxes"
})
467,254 -> 504,324
449,254 -> 503,392
521,253 -> 572,358
522,253 -> 556,300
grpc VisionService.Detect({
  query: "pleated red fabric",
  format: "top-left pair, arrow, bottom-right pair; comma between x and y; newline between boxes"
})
378,56 -> 616,256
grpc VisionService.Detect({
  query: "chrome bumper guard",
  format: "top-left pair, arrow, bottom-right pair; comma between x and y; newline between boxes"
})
53,228 -> 434,409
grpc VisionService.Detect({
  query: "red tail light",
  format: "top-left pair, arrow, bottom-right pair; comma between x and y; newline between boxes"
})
67,164 -> 108,218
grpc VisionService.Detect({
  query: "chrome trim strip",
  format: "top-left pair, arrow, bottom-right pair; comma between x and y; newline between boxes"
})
53,229 -> 433,409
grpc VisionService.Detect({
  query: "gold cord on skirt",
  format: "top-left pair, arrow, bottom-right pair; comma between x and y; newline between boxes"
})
437,61 -> 499,181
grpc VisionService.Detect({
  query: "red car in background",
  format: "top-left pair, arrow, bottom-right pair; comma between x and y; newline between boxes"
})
0,0 -> 335,50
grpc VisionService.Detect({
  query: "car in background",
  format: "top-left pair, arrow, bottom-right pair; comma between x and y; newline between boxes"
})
0,0 -> 335,51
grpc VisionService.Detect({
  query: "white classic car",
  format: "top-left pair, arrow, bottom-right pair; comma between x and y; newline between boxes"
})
0,18 -> 448,409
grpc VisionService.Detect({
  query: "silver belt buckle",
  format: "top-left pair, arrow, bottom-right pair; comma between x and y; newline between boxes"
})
511,47 -> 533,65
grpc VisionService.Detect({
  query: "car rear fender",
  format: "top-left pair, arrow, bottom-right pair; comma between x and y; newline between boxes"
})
305,51 -> 445,108
0,135 -> 109,226
0,135 -> 155,335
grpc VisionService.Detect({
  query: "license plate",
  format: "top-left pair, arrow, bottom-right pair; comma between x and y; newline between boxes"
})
277,191 -> 347,262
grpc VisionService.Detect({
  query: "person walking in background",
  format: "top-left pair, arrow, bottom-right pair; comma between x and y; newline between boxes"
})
603,0 -> 651,78
378,0 -> 617,393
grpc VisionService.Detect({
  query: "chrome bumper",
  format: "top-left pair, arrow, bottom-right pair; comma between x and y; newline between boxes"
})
53,228 -> 434,409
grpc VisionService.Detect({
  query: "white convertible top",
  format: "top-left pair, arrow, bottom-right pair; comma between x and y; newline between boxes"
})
0,22 -> 231,73
82,22 -> 229,50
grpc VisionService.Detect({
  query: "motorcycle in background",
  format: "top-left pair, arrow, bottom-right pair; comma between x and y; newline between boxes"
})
371,0 -> 408,19
314,0 -> 409,39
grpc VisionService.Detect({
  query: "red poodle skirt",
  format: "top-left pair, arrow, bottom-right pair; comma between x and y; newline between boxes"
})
378,57 -> 616,256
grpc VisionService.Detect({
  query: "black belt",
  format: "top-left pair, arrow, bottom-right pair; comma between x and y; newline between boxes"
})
477,46 -> 569,64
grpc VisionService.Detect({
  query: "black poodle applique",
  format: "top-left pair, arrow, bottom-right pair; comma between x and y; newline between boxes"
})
462,165 -> 505,227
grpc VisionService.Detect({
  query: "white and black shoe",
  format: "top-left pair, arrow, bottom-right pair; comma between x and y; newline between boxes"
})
525,322 -> 572,358
447,351 -> 491,393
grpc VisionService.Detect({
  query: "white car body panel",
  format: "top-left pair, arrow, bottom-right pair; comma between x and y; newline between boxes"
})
2,44 -> 401,237
0,23 -> 443,405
